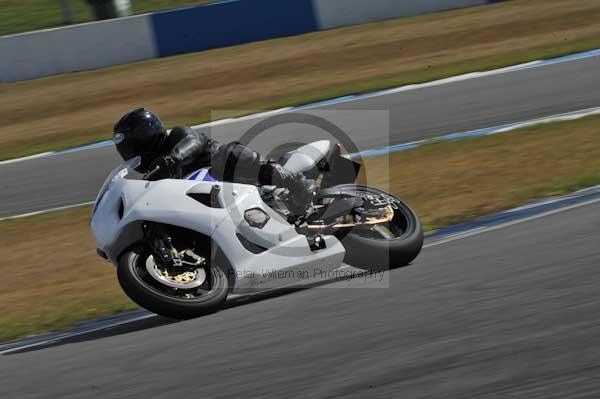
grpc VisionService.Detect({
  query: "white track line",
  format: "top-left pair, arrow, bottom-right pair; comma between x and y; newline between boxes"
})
0,151 -> 55,165
0,313 -> 154,355
348,106 -> 600,159
3,105 -> 600,221
424,197 -> 600,249
0,202 -> 94,222
491,107 -> 600,133
1,48 -> 599,166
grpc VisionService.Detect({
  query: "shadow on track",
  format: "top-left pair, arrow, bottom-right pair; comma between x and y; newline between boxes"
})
3,269 -> 393,355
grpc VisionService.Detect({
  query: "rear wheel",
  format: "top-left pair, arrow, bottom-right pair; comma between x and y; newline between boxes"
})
332,185 -> 423,271
117,246 -> 228,319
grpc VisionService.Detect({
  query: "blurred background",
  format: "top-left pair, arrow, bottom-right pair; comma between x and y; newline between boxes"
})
0,0 -> 213,36
1,1 -> 600,396
2,0 -> 600,338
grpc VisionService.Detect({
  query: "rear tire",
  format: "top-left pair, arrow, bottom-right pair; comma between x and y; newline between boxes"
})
117,246 -> 228,319
333,185 -> 424,271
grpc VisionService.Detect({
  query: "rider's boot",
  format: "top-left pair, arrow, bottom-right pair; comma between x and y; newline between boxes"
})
265,163 -> 316,215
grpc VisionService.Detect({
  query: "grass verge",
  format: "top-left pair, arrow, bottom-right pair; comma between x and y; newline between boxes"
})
2,0 -> 600,160
0,206 -> 138,341
1,114 -> 599,341
360,115 -> 600,231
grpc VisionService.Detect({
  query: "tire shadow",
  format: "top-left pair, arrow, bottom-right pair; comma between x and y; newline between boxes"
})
3,268 -> 404,355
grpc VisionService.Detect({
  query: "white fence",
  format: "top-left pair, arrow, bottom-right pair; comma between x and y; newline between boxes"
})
0,0 -> 500,82
313,0 -> 492,29
0,15 -> 156,82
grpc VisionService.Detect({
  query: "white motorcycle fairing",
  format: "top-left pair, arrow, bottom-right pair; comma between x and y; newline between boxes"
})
91,159 -> 346,293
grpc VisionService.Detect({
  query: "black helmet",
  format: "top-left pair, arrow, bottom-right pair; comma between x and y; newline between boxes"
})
113,108 -> 166,172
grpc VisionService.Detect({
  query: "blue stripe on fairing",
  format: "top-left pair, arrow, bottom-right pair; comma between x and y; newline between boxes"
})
187,170 -> 202,180
187,169 -> 217,181
202,171 -> 216,182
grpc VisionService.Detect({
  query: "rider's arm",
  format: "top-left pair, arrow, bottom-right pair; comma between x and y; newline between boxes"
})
167,126 -> 212,168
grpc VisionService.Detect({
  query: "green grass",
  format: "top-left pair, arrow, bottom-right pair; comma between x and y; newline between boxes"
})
1,114 -> 599,341
0,0 -> 215,36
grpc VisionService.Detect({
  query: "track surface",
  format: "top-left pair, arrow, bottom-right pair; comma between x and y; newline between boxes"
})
1,198 -> 599,398
1,55 -> 600,217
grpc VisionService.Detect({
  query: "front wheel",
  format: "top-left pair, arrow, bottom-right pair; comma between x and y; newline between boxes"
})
117,246 -> 228,319
333,185 -> 424,271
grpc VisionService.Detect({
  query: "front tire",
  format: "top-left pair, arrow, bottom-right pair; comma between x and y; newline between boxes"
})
117,246 -> 228,319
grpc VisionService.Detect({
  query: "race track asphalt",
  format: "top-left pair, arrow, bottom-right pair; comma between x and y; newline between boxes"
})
1,55 -> 600,218
2,194 -> 599,398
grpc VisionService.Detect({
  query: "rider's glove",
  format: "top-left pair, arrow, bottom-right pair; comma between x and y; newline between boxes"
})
145,156 -> 181,181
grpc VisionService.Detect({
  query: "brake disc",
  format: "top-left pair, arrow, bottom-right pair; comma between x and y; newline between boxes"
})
145,255 -> 207,289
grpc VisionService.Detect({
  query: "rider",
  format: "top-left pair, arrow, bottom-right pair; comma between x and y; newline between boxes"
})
113,108 -> 315,214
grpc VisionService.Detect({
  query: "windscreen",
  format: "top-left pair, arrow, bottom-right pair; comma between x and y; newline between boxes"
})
91,156 -> 141,216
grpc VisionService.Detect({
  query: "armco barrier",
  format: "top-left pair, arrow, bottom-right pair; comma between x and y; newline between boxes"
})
0,15 -> 156,82
152,0 -> 317,57
312,0 -> 495,29
1,0 -> 504,82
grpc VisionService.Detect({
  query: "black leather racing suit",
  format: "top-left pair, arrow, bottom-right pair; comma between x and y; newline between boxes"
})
156,126 -> 266,182
150,127 -> 311,213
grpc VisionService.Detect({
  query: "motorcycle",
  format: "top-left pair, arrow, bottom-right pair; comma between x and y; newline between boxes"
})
91,140 -> 423,318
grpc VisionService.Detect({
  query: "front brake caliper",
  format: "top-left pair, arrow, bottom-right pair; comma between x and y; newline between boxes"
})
176,250 -> 206,267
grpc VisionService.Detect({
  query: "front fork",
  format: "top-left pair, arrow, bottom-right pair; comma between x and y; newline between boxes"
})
142,223 -> 205,268
142,222 -> 177,267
